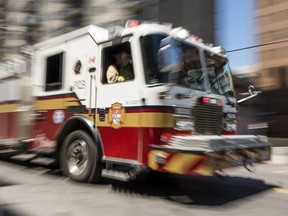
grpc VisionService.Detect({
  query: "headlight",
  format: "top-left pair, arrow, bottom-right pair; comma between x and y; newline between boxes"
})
175,118 -> 194,130
173,107 -> 193,130
174,107 -> 192,115
224,122 -> 237,132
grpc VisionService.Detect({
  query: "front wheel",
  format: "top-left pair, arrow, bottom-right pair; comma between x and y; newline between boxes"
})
60,130 -> 102,183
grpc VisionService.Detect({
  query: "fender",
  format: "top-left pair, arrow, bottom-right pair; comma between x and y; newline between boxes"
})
55,116 -> 104,162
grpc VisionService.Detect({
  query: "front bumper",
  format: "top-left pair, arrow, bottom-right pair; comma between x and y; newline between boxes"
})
148,135 -> 271,176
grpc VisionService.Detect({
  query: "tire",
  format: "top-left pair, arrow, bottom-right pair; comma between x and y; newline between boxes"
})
60,130 -> 102,183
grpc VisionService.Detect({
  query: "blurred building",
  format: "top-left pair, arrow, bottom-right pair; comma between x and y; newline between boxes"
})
0,0 -> 143,61
143,0 -> 216,44
256,0 -> 288,90
0,0 -> 4,60
0,0 -> 216,61
0,0 -> 29,60
231,65 -> 263,135
253,0 -> 288,140
83,0 -> 143,26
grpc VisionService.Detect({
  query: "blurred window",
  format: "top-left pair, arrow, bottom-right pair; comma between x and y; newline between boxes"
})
101,41 -> 134,84
140,34 -> 167,85
45,52 -> 64,91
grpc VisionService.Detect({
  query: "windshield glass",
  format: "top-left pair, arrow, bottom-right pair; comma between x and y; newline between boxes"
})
178,44 -> 204,90
140,34 -> 235,96
204,51 -> 235,97
140,34 -> 168,85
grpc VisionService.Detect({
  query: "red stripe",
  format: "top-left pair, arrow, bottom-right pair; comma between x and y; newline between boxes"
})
36,92 -> 76,100
187,156 -> 205,173
0,100 -> 20,105
100,107 -> 173,114
0,112 -> 20,138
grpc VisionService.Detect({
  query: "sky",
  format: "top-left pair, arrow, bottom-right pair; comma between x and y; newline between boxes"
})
216,0 -> 259,70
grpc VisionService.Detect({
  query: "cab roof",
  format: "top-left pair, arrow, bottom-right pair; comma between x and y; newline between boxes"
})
33,25 -> 108,50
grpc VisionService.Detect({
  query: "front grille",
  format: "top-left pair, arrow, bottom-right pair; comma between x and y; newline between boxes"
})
193,103 -> 223,135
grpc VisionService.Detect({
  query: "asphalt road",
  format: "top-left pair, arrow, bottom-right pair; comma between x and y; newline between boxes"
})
0,160 -> 288,216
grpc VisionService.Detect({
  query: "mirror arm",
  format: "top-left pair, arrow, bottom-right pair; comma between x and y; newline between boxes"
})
237,91 -> 261,104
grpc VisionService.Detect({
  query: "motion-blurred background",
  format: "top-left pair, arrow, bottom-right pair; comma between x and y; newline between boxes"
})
0,0 -> 287,146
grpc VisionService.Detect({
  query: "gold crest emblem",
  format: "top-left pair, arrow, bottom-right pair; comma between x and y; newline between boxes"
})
108,102 -> 125,129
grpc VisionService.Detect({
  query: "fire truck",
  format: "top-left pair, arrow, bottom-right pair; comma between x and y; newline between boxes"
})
0,20 -> 270,183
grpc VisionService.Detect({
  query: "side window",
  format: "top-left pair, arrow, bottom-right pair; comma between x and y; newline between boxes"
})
140,34 -> 167,85
102,42 -> 134,84
45,52 -> 64,91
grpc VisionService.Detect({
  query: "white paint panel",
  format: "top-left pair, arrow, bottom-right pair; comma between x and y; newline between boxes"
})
64,34 -> 98,108
0,78 -> 22,103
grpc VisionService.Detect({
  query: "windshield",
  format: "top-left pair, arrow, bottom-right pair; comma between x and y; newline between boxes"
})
178,44 -> 204,90
140,34 -> 168,85
140,34 -> 235,96
204,51 -> 235,97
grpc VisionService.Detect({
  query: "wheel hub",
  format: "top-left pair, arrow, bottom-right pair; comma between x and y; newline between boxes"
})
67,139 -> 89,176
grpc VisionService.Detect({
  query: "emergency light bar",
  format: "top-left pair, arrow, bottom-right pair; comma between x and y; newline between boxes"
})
125,20 -> 141,28
125,19 -> 172,30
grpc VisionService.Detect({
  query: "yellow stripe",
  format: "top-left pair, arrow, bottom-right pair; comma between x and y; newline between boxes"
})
164,153 -> 203,174
0,103 -> 20,113
36,98 -> 65,110
0,97 -> 77,113
193,162 -> 213,176
0,97 -> 174,128
148,150 -> 170,170
96,112 -> 174,128
76,112 -> 174,128
273,188 -> 288,194
141,113 -> 174,128
148,150 -> 214,176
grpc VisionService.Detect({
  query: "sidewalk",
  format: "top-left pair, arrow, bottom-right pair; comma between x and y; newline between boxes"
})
269,138 -> 288,165
270,146 -> 288,165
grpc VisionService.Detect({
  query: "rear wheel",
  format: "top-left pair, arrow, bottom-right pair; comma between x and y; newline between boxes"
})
60,130 -> 102,183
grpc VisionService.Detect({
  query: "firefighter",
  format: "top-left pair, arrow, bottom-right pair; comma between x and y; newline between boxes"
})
178,48 -> 202,87
106,50 -> 134,83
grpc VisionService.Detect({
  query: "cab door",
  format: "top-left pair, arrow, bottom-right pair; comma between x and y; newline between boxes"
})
96,38 -> 142,162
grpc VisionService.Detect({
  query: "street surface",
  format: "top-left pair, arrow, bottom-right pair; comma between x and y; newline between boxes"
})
0,159 -> 288,216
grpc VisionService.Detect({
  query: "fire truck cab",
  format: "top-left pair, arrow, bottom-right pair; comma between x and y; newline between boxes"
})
0,20 -> 270,183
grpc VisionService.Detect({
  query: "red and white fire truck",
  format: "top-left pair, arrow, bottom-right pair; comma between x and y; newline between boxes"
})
0,20 -> 270,182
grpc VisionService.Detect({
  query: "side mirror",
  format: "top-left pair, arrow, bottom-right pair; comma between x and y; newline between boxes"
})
248,85 -> 256,95
158,37 -> 182,73
237,85 -> 261,104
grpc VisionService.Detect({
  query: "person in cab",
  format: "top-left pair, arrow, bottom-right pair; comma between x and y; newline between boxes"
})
106,50 -> 134,83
